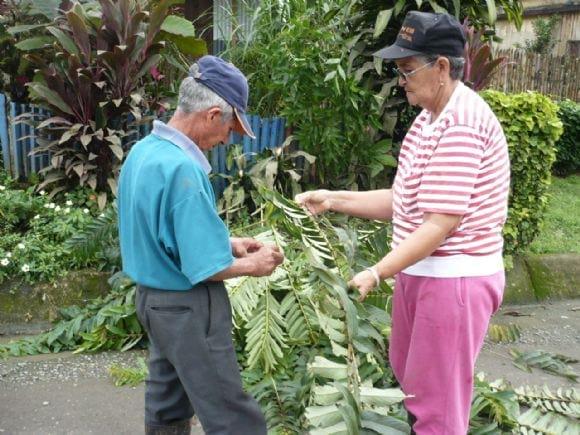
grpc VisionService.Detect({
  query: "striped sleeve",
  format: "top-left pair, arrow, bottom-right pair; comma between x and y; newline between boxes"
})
417,125 -> 484,215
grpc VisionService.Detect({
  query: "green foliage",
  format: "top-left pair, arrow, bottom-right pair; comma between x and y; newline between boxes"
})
109,356 -> 148,387
0,174 -> 112,283
521,15 -> 560,55
224,0 -> 395,188
510,349 -> 578,382
216,137 -> 316,224
0,0 -> 50,101
481,90 -> 563,255
528,175 -> 580,254
0,272 -> 142,357
553,100 -> 580,177
19,0 -> 206,206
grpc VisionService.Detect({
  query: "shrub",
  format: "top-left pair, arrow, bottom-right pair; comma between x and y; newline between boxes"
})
553,100 -> 580,177
482,90 -> 563,255
0,172 -> 113,284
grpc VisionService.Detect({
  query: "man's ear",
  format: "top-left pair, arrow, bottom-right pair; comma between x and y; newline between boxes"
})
207,106 -> 222,121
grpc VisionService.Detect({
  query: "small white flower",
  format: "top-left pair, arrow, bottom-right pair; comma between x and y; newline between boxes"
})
55,205 -> 61,212
99,213 -> 105,218
66,200 -> 73,206
0,185 -> 5,191
17,243 -> 25,250
6,252 -> 12,258
39,190 -> 46,196
34,214 -> 40,220
43,204 -> 50,209
1,258 -> 9,266
48,203 -> 56,209
64,207 -> 70,214
21,264 -> 30,273
83,208 -> 90,214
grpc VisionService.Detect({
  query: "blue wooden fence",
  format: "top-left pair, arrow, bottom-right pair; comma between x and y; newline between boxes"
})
0,93 -> 286,195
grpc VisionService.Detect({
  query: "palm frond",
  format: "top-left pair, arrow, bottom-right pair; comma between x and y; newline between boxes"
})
517,407 -> 579,434
488,323 -> 521,343
515,385 -> 580,419
245,290 -> 288,372
511,349 -> 578,381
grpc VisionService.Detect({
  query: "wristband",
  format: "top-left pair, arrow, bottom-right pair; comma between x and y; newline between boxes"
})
365,266 -> 381,288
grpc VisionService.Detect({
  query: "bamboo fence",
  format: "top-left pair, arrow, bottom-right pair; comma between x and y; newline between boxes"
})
489,48 -> 579,101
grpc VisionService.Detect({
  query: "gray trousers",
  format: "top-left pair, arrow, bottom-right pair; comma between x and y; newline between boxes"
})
136,282 -> 267,435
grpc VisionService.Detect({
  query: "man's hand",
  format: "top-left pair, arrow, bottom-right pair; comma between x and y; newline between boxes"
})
348,269 -> 377,302
248,244 -> 284,277
294,190 -> 332,215
231,237 -> 263,258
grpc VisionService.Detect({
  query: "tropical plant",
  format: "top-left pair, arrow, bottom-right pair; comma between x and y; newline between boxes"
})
18,0 -> 206,207
462,19 -> 506,91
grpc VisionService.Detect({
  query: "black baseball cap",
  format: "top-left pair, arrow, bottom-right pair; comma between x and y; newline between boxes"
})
373,11 -> 466,60
192,55 -> 255,139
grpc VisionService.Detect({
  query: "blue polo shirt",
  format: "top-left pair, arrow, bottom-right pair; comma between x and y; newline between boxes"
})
118,122 -> 234,290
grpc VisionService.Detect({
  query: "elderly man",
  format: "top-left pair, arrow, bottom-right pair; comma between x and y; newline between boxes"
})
118,56 -> 283,435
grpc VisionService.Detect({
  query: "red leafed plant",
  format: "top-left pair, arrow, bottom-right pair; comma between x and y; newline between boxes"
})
462,19 -> 506,91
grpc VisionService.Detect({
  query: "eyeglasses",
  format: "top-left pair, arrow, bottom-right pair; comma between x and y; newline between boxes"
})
392,61 -> 435,81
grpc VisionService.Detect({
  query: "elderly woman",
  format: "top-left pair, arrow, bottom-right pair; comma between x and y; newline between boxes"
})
295,11 -> 510,435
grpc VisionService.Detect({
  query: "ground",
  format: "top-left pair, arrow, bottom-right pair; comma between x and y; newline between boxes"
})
0,299 -> 578,434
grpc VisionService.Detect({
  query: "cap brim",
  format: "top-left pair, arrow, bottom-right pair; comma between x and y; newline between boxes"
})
373,44 -> 424,60
233,107 -> 255,139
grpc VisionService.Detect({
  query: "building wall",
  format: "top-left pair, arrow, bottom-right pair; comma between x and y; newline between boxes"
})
495,0 -> 580,56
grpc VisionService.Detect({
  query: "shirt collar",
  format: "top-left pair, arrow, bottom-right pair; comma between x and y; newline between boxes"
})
151,120 -> 212,174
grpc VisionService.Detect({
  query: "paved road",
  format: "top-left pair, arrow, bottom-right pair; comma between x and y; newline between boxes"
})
0,351 -> 204,434
1,299 -> 578,434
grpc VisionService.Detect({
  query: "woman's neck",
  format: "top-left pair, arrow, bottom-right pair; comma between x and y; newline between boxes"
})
428,80 -> 459,123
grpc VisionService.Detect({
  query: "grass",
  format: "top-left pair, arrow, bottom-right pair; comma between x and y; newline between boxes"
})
527,174 -> 580,254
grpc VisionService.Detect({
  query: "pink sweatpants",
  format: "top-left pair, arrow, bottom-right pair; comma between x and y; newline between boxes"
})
389,271 -> 504,435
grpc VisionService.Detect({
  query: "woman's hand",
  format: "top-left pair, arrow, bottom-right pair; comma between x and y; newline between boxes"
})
294,190 -> 332,215
348,269 -> 378,302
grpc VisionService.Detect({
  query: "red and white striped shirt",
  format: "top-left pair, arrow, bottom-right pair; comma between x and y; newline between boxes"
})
392,83 -> 510,277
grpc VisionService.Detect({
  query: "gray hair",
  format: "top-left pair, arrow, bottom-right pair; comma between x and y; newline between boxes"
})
416,54 -> 465,81
177,63 -> 234,121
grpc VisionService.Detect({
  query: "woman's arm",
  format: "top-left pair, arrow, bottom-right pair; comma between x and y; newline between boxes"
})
349,212 -> 461,300
295,189 -> 394,221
